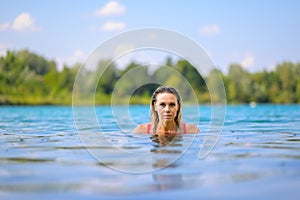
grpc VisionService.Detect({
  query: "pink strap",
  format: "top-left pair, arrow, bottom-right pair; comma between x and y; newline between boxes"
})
182,123 -> 187,134
147,123 -> 151,134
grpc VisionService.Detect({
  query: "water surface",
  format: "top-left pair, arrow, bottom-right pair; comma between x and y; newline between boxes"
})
0,105 -> 300,199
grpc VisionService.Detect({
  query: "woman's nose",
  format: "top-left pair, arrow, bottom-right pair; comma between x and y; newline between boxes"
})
165,105 -> 170,111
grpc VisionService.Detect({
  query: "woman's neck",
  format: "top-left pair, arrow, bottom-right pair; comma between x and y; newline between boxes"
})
156,121 -> 177,133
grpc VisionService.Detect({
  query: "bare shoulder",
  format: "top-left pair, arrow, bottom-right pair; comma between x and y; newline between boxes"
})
185,123 -> 200,134
133,123 -> 149,134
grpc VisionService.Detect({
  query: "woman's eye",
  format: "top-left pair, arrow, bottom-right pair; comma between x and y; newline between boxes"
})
160,103 -> 165,107
170,103 -> 175,107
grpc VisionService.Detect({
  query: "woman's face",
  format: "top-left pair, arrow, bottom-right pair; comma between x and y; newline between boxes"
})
154,93 -> 179,123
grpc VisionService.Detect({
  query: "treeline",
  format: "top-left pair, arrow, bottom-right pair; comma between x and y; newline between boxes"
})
0,49 -> 300,105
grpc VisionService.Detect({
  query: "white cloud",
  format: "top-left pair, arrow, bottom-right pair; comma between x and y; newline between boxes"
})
199,24 -> 220,35
56,49 -> 85,71
102,21 -> 126,31
266,64 -> 276,72
0,43 -> 9,57
96,1 -> 126,16
0,22 -> 10,31
12,13 -> 41,32
114,43 -> 135,57
240,53 -> 255,69
73,49 -> 85,59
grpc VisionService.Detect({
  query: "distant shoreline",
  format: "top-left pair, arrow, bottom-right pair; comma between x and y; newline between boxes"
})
1,49 -> 300,105
0,101 -> 299,106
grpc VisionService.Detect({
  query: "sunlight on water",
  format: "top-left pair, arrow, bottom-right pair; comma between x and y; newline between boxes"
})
0,105 -> 300,199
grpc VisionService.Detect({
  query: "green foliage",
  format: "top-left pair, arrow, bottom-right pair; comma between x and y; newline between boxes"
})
227,64 -> 252,103
0,49 -> 299,105
16,49 -> 56,75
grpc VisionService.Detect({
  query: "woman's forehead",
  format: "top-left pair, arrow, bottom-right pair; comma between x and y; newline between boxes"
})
156,93 -> 177,102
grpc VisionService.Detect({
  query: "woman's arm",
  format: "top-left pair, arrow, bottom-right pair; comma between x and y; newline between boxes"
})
132,124 -> 148,133
185,123 -> 200,133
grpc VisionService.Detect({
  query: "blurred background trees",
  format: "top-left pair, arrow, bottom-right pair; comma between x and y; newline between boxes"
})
0,49 -> 299,105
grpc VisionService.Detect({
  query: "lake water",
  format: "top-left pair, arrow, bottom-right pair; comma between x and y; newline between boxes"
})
0,104 -> 300,199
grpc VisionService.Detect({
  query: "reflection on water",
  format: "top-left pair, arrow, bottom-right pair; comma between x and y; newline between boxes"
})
0,105 -> 300,199
151,134 -> 183,148
150,134 -> 185,191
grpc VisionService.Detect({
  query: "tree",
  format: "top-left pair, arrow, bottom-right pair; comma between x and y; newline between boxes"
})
97,60 -> 118,94
227,64 -> 251,103
276,62 -> 297,103
17,49 -> 56,75
174,60 -> 206,92
206,69 -> 226,103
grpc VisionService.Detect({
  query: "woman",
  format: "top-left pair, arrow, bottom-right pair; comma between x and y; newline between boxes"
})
133,86 -> 199,134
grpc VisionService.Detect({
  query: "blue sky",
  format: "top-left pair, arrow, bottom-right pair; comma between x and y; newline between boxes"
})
0,0 -> 299,73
